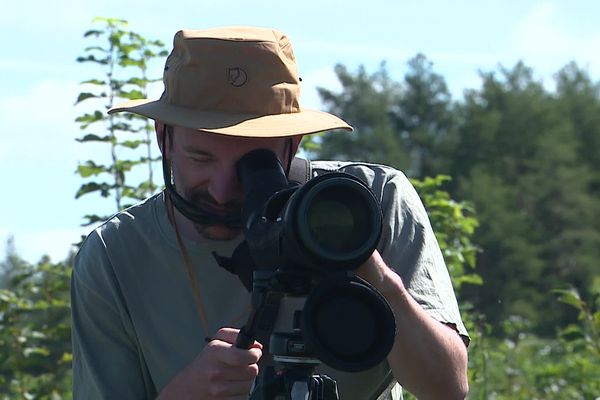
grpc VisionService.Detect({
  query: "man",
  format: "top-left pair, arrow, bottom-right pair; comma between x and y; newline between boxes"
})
71,26 -> 469,399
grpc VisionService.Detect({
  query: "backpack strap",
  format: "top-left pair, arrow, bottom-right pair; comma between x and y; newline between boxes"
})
288,157 -> 312,185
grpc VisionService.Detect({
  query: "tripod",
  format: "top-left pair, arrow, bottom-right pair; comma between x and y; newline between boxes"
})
234,271 -> 340,400
249,333 -> 339,400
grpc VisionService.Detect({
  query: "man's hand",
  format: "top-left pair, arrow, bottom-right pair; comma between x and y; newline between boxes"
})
158,327 -> 263,399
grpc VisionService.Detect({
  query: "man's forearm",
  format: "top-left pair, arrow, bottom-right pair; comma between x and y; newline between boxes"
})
358,252 -> 469,400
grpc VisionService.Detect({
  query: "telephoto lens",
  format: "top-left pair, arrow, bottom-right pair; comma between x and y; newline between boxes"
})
234,149 -> 396,373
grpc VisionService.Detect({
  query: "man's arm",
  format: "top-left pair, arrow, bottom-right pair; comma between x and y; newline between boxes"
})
71,245 -> 152,399
358,251 -> 469,400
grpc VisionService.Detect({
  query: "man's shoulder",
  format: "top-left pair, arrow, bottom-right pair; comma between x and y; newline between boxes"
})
88,193 -> 163,238
74,193 -> 164,273
309,160 -> 410,190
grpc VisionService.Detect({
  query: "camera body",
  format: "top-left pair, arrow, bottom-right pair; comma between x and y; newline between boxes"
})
232,149 -> 396,373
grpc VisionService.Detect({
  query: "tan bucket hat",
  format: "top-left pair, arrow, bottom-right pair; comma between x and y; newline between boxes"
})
108,26 -> 352,137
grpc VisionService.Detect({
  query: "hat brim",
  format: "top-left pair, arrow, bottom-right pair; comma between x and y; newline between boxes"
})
108,99 -> 352,137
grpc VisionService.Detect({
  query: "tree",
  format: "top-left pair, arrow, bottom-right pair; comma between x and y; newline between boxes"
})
74,17 -> 167,226
555,63 -> 600,206
392,54 -> 456,178
316,55 -> 456,178
316,63 -> 410,169
452,62 -> 600,334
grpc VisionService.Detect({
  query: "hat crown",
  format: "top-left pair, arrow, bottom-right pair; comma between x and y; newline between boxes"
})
163,26 -> 301,115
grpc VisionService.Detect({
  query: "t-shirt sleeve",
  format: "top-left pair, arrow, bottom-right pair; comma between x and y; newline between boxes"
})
374,168 -> 470,343
71,230 -> 155,399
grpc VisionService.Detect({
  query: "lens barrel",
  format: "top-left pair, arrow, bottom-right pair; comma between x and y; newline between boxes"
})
282,172 -> 383,271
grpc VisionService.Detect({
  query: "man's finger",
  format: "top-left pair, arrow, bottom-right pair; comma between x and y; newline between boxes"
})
210,327 -> 263,349
212,327 -> 241,344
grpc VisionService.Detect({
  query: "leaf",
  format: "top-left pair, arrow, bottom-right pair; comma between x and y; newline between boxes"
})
83,29 -> 103,38
76,54 -> 109,65
0,289 -> 17,303
79,79 -> 106,85
554,288 -> 585,310
119,139 -> 144,149
76,161 -> 108,178
558,324 -> 585,342
114,159 -> 138,172
118,89 -> 144,100
457,274 -> 484,286
75,182 -> 112,198
23,347 -> 50,357
75,133 -> 113,143
127,77 -> 149,86
120,58 -> 145,69
83,45 -> 107,53
75,92 -> 99,104
75,111 -> 104,129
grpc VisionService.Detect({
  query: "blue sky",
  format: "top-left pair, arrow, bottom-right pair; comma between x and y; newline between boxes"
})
1,0 -> 599,263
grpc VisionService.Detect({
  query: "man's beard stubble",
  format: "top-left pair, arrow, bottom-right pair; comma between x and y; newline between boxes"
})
186,187 -> 243,241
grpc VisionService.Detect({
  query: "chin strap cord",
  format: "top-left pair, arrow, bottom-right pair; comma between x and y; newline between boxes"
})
166,194 -> 210,338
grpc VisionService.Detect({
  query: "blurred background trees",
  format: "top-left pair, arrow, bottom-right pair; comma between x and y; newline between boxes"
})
316,56 -> 600,339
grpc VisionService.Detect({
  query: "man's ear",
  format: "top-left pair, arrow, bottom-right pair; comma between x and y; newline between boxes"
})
290,135 -> 304,156
155,121 -> 167,154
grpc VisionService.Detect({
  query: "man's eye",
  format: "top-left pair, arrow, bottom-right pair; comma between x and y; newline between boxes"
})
190,157 -> 211,163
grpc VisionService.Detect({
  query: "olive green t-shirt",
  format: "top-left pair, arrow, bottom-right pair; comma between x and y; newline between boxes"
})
71,161 -> 468,399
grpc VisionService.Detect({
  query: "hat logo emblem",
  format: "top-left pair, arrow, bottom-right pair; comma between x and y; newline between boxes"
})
227,67 -> 248,87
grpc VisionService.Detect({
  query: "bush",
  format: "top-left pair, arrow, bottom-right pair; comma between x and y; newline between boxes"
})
0,248 -> 72,399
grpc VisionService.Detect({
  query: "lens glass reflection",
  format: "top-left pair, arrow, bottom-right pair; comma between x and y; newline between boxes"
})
307,187 -> 368,253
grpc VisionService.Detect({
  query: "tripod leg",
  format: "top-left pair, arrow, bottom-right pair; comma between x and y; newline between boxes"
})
308,375 -> 339,400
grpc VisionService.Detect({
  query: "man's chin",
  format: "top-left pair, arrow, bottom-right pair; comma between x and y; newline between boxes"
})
194,224 -> 241,241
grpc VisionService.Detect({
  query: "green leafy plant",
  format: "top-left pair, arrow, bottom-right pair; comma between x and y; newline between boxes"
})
410,175 -> 481,290
74,17 -> 167,225
0,245 -> 73,399
463,284 -> 600,400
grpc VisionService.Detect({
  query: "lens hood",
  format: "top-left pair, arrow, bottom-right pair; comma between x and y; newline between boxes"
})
283,172 -> 383,271
301,276 -> 396,372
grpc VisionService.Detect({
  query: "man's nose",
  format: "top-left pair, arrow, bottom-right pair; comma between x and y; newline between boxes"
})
207,164 -> 243,205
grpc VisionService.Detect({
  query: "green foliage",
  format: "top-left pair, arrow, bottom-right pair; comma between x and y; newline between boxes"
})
316,63 -> 411,169
464,284 -> 600,399
74,17 -> 167,225
317,57 -> 600,398
393,54 -> 457,177
411,175 -> 481,290
451,62 -> 600,334
0,241 -> 73,399
554,280 -> 600,358
320,57 -> 600,336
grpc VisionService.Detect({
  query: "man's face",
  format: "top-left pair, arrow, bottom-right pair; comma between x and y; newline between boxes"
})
165,125 -> 294,241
